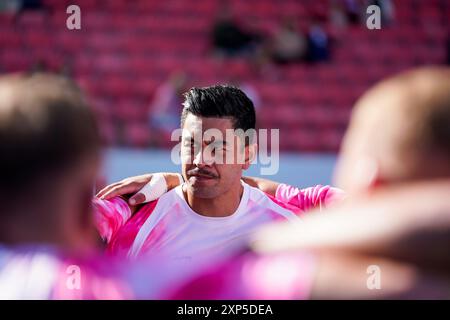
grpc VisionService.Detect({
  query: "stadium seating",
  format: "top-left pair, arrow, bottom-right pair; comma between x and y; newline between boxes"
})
0,0 -> 448,151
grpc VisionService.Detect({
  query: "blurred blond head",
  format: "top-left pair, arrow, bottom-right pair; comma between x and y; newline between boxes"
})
335,67 -> 450,194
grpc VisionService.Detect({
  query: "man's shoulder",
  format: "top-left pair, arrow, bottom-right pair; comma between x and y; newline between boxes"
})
245,182 -> 269,202
161,185 -> 183,204
244,183 -> 301,219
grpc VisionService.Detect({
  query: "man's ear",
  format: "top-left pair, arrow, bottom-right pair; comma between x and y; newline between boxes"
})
242,143 -> 257,170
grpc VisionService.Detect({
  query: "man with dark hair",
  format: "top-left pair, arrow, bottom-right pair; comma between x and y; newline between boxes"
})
181,86 -> 256,132
178,85 -> 256,201
93,85 -> 314,262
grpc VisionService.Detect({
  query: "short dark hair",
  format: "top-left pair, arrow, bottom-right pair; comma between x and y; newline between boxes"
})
0,73 -> 100,194
181,85 -> 256,133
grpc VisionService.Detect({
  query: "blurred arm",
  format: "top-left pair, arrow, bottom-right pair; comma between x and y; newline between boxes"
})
243,176 -> 345,211
96,173 -> 183,205
92,197 -> 133,244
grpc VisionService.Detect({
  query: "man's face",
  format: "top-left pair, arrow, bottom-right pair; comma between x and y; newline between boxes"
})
181,114 -> 250,199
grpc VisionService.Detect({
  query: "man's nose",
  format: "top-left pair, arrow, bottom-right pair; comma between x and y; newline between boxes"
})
193,147 -> 215,167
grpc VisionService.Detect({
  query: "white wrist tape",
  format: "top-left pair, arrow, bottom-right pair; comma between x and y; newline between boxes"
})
138,173 -> 168,203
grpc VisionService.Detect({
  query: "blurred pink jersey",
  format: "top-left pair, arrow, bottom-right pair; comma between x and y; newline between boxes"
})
170,250 -> 317,300
0,245 -> 206,299
275,183 -> 345,212
0,245 -> 316,300
0,246 -> 131,299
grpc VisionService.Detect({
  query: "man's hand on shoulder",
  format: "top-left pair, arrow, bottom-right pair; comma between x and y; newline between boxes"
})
96,173 -> 183,206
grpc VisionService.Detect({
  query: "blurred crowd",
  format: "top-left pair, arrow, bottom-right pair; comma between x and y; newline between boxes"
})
0,0 -> 402,142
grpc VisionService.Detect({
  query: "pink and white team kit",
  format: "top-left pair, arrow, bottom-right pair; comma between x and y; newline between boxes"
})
0,182 -> 343,299
94,182 -> 343,260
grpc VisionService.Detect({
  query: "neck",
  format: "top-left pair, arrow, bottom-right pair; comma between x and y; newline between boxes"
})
184,183 -> 244,217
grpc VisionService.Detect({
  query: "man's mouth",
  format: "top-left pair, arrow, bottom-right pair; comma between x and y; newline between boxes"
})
189,173 -> 216,180
187,170 -> 218,182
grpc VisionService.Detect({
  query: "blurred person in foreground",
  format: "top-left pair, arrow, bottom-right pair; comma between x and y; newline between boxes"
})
0,73 -> 205,299
0,73 -> 108,298
171,67 -> 450,299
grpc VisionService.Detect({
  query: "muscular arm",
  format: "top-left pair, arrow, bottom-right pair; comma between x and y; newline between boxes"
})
96,173 -> 182,204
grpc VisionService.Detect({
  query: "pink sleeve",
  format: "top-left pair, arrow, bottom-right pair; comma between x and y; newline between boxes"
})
92,197 -> 132,244
52,258 -> 134,300
275,184 -> 345,212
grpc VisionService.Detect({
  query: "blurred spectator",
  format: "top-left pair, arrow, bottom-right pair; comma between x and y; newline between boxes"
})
149,72 -> 188,134
270,18 -> 308,65
0,0 -> 45,12
13,0 -> 48,23
307,22 -> 330,63
0,0 -> 20,13
240,82 -> 260,110
330,0 -> 349,29
226,75 -> 260,109
23,0 -> 42,9
211,6 -> 262,58
370,0 -> 395,26
344,0 -> 362,25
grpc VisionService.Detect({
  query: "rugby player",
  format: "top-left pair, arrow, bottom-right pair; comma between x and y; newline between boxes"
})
93,86 -> 343,261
